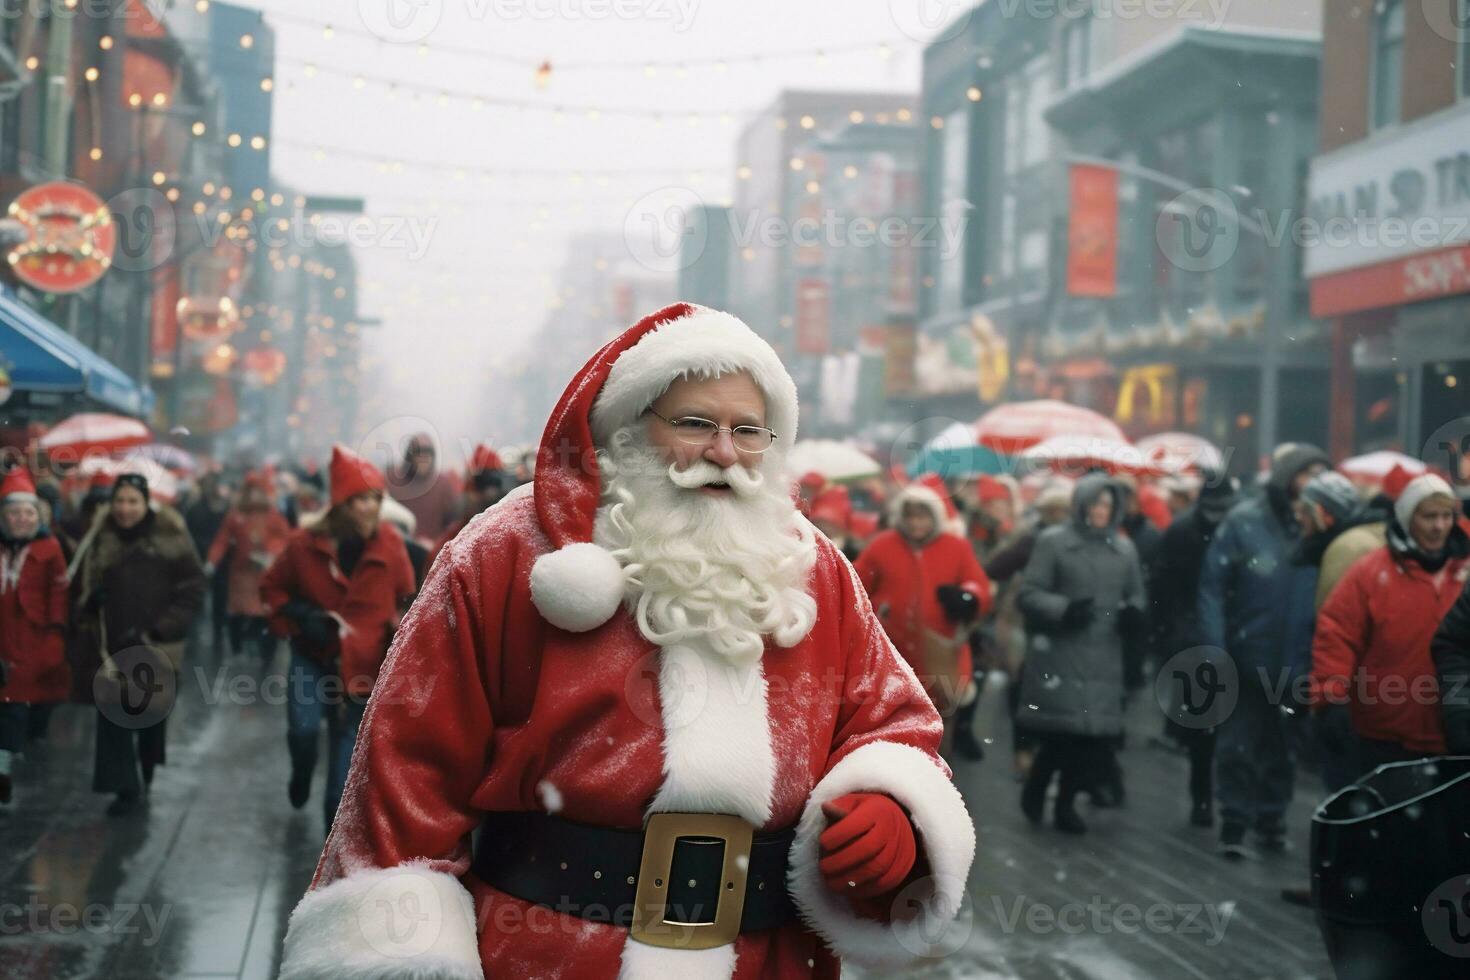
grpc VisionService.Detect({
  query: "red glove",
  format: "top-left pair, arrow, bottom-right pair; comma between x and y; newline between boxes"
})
819,793 -> 917,902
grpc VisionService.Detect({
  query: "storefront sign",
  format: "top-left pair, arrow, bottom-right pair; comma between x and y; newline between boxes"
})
1310,241 -> 1470,318
1066,164 -> 1120,298
5,182 -> 117,294
1306,102 -> 1470,283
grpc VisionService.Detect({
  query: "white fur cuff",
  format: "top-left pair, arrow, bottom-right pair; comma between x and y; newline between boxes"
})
279,863 -> 483,980
787,741 -> 975,968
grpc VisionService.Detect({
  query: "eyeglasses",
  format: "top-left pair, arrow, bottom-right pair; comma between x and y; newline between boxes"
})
647,410 -> 778,453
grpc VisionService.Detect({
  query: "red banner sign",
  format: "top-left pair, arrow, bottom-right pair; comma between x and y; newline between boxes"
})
795,278 -> 830,355
1310,241 -> 1470,318
6,182 -> 117,294
1066,164 -> 1120,298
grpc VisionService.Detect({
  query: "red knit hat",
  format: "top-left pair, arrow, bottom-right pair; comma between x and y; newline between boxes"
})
0,468 -> 38,506
528,302 -> 799,633
329,444 -> 385,507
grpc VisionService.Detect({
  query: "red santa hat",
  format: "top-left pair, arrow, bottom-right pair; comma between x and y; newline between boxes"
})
1381,462 -> 1416,502
0,468 -> 38,506
529,302 -> 798,633
810,484 -> 852,531
468,443 -> 504,475
976,474 -> 1011,504
329,444 -> 385,507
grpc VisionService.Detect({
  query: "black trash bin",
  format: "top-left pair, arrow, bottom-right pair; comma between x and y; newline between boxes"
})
1311,757 -> 1470,980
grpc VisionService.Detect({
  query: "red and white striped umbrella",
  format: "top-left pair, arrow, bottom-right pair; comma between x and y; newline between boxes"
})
37,412 -> 152,455
1019,434 -> 1162,478
974,400 -> 1125,456
1339,450 -> 1427,485
1135,432 -> 1225,475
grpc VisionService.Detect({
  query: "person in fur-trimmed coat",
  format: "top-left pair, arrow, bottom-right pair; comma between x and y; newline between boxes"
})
277,304 -> 975,980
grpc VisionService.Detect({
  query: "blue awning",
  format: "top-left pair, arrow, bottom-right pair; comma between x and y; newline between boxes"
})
0,285 -> 153,417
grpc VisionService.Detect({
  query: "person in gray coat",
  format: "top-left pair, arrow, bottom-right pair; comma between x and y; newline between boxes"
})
1016,473 -> 1147,834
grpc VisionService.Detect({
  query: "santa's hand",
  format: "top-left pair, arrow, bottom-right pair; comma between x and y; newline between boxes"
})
819,792 -> 917,902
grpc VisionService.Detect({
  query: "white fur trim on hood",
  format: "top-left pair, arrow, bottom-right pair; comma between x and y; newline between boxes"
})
278,862 -> 483,980
787,741 -> 975,969
1394,474 -> 1455,531
589,307 -> 799,461
889,483 -> 961,538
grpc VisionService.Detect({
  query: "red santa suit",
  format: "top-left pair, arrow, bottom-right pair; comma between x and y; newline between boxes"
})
855,483 -> 992,704
277,304 -> 974,980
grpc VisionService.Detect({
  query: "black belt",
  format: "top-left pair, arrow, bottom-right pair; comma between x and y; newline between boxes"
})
471,810 -> 798,948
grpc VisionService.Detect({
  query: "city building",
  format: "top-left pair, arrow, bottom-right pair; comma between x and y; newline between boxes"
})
919,1 -> 1324,471
1308,0 -> 1470,460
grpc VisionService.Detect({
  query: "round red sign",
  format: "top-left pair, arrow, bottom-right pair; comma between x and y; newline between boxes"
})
5,181 -> 118,294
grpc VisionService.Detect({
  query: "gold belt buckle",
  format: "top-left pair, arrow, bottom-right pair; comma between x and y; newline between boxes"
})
629,812 -> 755,950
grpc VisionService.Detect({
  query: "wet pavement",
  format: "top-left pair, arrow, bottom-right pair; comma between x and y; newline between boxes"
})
0,638 -> 1333,979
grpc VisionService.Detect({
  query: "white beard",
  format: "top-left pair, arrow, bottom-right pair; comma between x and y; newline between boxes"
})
593,427 -> 818,662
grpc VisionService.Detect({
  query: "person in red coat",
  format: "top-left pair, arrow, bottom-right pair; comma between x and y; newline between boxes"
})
276,304 -> 974,980
206,471 -> 291,661
1311,474 -> 1470,775
855,481 -> 993,756
429,444 -> 509,563
0,469 -> 68,805
386,432 -> 461,547
260,446 -> 416,827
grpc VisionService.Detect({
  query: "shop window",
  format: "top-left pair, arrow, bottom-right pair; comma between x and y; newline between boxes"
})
1372,0 -> 1404,130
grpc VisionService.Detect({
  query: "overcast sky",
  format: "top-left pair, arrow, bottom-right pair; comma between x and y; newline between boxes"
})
228,0 -> 935,455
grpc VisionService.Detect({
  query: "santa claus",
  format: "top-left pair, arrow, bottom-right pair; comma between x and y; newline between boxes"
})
278,303 -> 975,979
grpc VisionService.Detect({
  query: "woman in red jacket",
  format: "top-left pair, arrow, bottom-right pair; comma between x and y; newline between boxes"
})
1312,474 -> 1470,775
0,469 -> 68,805
260,446 -> 415,829
205,471 -> 291,662
855,480 -> 992,755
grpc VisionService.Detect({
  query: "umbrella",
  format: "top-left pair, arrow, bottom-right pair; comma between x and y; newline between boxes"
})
37,412 -> 151,456
133,443 -> 197,474
1135,432 -> 1226,474
1019,434 -> 1162,478
1339,450 -> 1427,485
906,421 -> 1009,478
785,440 -> 881,484
974,400 -> 1125,456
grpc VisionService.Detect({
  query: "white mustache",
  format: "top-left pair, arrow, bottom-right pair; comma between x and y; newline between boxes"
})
667,459 -> 765,497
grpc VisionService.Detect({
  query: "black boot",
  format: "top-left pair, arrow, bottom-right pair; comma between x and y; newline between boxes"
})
106,792 -> 143,817
953,728 -> 986,762
1219,820 -> 1248,860
287,734 -> 317,810
1054,795 -> 1088,835
1020,769 -> 1047,826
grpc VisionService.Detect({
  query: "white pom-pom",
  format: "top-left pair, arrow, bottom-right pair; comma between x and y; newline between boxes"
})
529,542 -> 625,633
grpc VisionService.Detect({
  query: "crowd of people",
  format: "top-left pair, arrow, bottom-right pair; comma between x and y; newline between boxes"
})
0,436 -> 515,824
803,440 -> 1470,870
